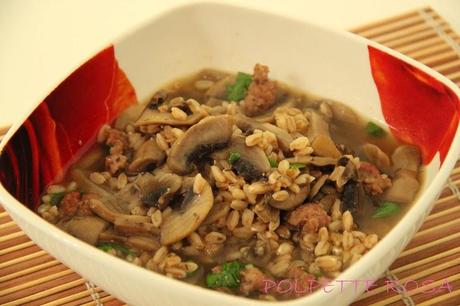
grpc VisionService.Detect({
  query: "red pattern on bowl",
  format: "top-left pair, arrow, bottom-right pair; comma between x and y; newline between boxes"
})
0,46 -> 136,208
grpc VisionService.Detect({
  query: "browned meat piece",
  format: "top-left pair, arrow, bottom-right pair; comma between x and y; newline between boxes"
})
105,128 -> 129,174
106,128 -> 128,155
358,162 -> 392,195
286,266 -> 315,296
287,203 -> 330,233
243,64 -> 277,116
240,266 -> 271,295
77,193 -> 97,216
59,192 -> 81,217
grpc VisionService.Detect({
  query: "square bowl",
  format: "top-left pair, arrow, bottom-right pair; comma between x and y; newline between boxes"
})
1,2 -> 460,306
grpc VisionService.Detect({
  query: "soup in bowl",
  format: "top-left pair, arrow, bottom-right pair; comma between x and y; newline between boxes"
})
0,3 -> 459,306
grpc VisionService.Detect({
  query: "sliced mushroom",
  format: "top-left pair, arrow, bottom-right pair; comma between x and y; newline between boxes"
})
235,114 -> 293,152
269,185 -> 310,210
88,198 -> 158,236
139,172 -> 182,210
126,236 -> 161,252
212,135 -> 270,181
60,216 -> 108,245
362,143 -> 391,171
99,231 -> 160,252
309,175 -> 329,199
167,115 -> 234,175
311,134 -> 341,158
71,169 -> 121,211
161,177 -> 214,245
114,216 -> 160,236
88,198 -> 150,222
127,138 -> 166,173
391,145 -> 421,172
384,169 -> 420,204
136,95 -> 205,126
306,110 -> 330,140
286,156 -> 337,167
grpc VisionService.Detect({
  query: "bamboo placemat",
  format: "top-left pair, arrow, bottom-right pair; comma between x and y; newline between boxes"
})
1,7 -> 460,306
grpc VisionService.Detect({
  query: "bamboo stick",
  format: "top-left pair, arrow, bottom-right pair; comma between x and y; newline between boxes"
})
0,241 -> 35,256
0,269 -> 74,296
0,260 -> 60,282
0,250 -> 47,269
1,279 -> 85,306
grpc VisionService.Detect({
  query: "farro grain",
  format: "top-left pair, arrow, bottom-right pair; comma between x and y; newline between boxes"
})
205,232 -> 227,244
342,211 -> 353,231
153,246 -> 168,264
364,234 -> 378,249
230,199 -> 248,210
241,209 -> 255,227
342,231 -> 354,250
226,210 -> 240,231
272,190 -> 289,201
171,107 -> 187,120
151,209 -> 162,227
211,165 -> 227,183
193,173 -> 207,194
155,133 -> 169,151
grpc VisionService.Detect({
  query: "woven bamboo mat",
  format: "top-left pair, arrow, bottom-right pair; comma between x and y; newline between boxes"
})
1,6 -> 460,306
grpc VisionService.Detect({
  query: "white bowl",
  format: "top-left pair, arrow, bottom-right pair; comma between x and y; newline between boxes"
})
1,2 -> 460,306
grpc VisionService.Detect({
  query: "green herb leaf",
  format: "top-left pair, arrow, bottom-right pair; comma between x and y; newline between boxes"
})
268,157 -> 278,168
372,201 -> 400,218
49,192 -> 65,206
206,261 -> 244,289
227,72 -> 253,101
228,152 -> 241,164
96,242 -> 133,256
366,122 -> 386,137
289,163 -> 307,170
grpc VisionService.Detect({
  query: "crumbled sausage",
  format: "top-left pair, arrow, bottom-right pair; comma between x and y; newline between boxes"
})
240,266 -> 271,295
287,203 -> 330,233
76,193 -> 97,216
59,192 -> 81,217
105,128 -> 129,174
106,128 -> 128,155
243,64 -> 277,116
358,162 -> 392,195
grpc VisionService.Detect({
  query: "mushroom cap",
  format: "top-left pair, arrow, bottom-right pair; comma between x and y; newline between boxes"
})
167,115 -> 234,175
128,138 -> 166,173
212,135 -> 270,181
161,178 -> 214,245
140,172 -> 183,209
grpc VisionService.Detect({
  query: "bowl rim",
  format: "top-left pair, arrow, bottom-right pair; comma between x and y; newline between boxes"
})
1,1 -> 460,305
